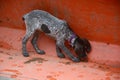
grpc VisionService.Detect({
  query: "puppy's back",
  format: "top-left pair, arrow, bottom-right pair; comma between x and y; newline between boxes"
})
23,10 -> 60,22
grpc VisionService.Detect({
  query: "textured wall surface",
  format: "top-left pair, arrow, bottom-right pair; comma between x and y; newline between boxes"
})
0,0 -> 120,45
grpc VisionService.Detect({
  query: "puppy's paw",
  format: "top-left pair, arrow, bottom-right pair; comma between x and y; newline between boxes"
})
57,53 -> 65,58
23,52 -> 29,57
37,50 -> 45,54
72,57 -> 80,62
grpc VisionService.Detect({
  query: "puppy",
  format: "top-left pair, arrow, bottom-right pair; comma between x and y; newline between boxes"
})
22,10 -> 91,62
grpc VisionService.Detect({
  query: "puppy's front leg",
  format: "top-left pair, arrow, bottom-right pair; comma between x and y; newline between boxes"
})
56,44 -> 65,58
56,41 -> 80,62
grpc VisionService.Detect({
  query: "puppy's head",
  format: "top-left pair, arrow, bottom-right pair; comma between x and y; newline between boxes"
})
73,37 -> 91,61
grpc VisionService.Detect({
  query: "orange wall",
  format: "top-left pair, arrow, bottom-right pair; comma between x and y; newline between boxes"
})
0,0 -> 120,45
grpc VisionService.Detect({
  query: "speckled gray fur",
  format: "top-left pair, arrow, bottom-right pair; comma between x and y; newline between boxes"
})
22,10 -> 91,62
23,10 -> 75,42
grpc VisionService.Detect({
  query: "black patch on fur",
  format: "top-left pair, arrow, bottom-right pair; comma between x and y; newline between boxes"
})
41,24 -> 51,33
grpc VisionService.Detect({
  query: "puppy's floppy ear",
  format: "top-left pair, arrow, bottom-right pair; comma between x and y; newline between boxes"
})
82,38 -> 91,53
74,38 -> 87,58
41,24 -> 51,33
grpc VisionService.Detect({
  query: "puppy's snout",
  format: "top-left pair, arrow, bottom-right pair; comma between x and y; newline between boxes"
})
80,56 -> 88,62
81,53 -> 87,58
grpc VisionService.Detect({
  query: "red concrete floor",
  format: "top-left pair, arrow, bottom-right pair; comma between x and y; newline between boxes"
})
0,48 -> 120,80
0,27 -> 120,80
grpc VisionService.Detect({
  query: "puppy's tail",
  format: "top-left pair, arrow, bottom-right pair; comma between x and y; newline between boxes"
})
22,16 -> 25,21
22,14 -> 28,21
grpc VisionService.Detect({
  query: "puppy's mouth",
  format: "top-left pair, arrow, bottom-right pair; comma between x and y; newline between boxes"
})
76,51 -> 88,62
80,56 -> 88,62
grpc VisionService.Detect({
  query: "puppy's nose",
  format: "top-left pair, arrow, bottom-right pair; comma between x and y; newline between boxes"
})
80,56 -> 88,62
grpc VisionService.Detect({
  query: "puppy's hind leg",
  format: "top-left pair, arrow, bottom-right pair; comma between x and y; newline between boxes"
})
22,31 -> 33,57
31,30 -> 45,54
